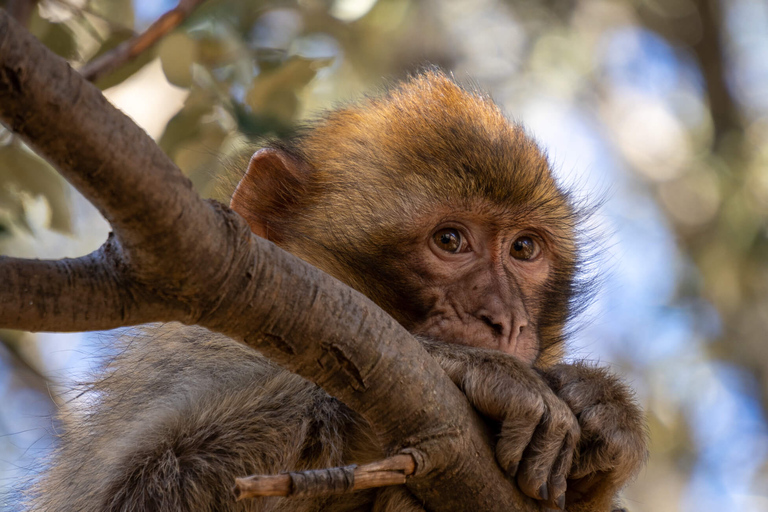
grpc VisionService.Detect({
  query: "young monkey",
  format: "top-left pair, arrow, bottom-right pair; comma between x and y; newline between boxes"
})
29,71 -> 646,512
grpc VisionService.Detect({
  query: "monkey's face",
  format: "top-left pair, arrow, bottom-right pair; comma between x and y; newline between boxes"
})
398,209 -> 550,363
298,197 -> 571,367
272,204 -> 571,369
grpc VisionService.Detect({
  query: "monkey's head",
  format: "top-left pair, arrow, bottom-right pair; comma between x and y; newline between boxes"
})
231,71 -> 583,367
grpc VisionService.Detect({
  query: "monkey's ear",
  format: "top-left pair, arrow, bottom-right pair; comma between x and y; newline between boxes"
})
230,148 -> 311,242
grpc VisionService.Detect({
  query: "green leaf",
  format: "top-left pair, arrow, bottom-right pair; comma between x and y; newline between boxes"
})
159,32 -> 198,88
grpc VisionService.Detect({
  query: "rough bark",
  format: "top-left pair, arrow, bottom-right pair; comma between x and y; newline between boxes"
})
0,10 -> 537,512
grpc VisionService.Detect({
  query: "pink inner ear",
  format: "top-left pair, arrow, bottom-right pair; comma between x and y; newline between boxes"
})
230,148 -> 309,241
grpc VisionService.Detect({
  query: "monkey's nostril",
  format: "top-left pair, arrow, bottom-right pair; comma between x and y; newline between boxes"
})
480,315 -> 505,336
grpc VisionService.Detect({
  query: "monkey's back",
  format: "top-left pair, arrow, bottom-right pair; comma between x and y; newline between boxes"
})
28,325 -> 380,512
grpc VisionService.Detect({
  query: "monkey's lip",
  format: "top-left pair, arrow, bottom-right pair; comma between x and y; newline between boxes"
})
412,323 -> 536,361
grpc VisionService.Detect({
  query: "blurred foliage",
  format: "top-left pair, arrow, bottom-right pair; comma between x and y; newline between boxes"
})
2,0 -> 768,510
0,138 -> 72,235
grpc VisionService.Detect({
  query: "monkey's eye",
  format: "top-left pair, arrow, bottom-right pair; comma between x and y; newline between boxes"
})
511,236 -> 539,260
433,228 -> 464,253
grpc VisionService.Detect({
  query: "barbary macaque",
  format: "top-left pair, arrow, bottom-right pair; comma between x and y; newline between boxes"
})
29,71 -> 646,512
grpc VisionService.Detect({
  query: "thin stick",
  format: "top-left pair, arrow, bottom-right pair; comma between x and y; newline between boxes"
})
79,0 -> 208,82
233,454 -> 417,501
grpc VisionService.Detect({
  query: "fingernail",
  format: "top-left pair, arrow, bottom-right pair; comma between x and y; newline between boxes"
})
539,483 -> 549,501
557,492 -> 566,510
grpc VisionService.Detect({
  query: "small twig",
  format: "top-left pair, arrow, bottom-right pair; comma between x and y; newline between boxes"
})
79,0 -> 208,82
233,454 -> 417,501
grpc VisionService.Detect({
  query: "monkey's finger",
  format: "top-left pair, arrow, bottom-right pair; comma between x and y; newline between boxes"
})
494,403 -> 543,476
567,404 -> 624,479
568,446 -> 602,480
544,427 -> 578,510
515,404 -> 579,503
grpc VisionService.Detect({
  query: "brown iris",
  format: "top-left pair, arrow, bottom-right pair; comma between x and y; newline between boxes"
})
433,228 -> 463,253
511,236 -> 539,260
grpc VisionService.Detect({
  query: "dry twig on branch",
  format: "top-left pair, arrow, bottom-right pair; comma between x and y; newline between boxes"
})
233,454 -> 417,500
79,0 -> 208,82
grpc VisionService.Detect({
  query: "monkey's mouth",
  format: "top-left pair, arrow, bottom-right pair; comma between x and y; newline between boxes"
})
411,322 -> 536,363
417,326 -> 498,349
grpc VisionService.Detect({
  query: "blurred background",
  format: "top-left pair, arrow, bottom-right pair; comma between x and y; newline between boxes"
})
1,0 -> 767,510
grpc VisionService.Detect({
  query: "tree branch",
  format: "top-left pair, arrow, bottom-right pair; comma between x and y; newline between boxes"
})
689,0 -> 743,149
0,9 -> 537,512
79,0 -> 208,82
0,240 -> 188,331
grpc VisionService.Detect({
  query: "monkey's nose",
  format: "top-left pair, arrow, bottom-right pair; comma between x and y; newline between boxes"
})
480,313 -> 509,338
478,310 -> 529,356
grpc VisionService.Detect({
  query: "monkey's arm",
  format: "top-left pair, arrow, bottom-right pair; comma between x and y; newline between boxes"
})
541,363 -> 648,512
420,338 -> 579,510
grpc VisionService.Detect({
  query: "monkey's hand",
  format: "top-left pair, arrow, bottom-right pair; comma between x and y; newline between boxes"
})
421,339 -> 580,510
541,363 -> 648,512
